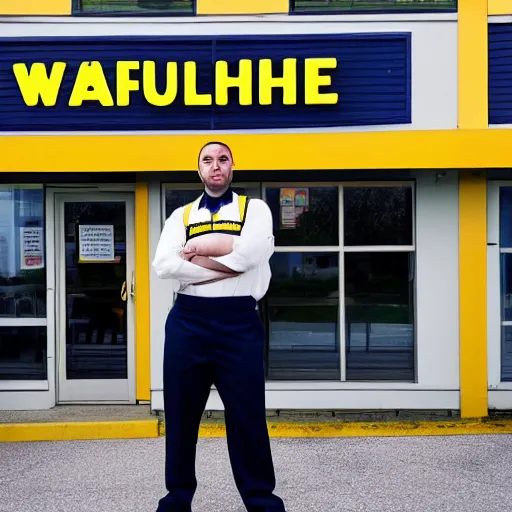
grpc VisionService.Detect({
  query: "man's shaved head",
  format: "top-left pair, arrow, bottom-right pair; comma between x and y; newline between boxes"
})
197,142 -> 234,196
197,141 -> 234,168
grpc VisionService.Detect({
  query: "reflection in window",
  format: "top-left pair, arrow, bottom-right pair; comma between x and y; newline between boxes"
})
344,187 -> 413,246
501,254 -> 512,322
266,187 -> 338,246
500,187 -> 512,381
0,327 -> 47,380
0,187 -> 46,318
76,0 -> 194,15
502,327 -> 512,381
500,187 -> 512,248
345,252 -> 414,381
291,0 -> 456,13
265,252 -> 340,380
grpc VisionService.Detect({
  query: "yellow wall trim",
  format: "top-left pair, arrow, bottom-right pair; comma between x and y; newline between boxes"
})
2,130 -> 512,173
459,171 -> 488,418
488,0 -> 512,15
196,0 -> 288,15
135,184 -> 151,402
458,0 -> 488,128
0,0 -> 71,15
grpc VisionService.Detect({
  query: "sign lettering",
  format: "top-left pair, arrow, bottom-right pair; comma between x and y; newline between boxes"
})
12,58 -> 339,108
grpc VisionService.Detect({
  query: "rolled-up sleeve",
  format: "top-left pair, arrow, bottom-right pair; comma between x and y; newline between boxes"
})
152,208 -> 228,285
211,199 -> 275,273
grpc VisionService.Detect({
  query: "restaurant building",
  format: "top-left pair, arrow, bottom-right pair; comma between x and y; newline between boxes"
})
0,0 -> 510,418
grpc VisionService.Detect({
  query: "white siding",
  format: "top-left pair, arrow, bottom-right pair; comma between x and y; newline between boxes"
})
415,171 -> 459,388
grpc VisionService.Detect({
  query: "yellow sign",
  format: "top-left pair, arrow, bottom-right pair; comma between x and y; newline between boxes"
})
12,58 -> 339,108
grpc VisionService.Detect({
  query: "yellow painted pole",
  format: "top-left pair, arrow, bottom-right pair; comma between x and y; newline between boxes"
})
458,0 -> 489,418
135,183 -> 151,402
459,172 -> 488,418
458,0 -> 488,129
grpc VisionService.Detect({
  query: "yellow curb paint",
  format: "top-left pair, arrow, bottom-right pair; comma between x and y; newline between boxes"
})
176,421 -> 512,438
264,421 -> 512,438
4,420 -> 512,443
0,420 -> 159,443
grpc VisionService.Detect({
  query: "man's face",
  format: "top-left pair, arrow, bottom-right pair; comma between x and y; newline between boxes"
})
198,144 -> 233,193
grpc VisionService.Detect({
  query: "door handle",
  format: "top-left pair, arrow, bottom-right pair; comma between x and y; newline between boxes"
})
130,271 -> 135,301
121,281 -> 127,302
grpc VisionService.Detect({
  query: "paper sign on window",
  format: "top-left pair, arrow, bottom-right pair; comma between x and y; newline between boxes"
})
280,188 -> 296,229
20,227 -> 44,270
280,188 -> 309,229
78,225 -> 115,263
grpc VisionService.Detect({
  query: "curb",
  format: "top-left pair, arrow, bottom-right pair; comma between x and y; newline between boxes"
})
194,419 -> 512,438
2,419 -> 512,443
0,420 -> 159,443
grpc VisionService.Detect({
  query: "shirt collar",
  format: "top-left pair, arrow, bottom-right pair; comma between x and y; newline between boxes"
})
198,188 -> 233,215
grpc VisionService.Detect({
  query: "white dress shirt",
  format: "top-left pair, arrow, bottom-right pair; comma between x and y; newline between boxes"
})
153,192 -> 275,302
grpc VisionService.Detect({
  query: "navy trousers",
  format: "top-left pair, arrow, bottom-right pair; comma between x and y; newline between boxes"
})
157,294 -> 285,512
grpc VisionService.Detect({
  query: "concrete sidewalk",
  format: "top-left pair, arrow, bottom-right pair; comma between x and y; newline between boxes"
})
0,405 -> 462,424
1,435 -> 511,512
0,404 -> 154,424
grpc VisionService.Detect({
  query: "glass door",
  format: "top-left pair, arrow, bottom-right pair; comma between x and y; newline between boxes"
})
55,193 -> 135,403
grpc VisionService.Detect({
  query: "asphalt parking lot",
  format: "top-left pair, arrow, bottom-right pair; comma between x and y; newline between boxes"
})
1,435 -> 512,512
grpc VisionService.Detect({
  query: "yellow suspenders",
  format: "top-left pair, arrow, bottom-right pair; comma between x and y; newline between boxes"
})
183,202 -> 193,228
238,195 -> 249,222
183,195 -> 249,231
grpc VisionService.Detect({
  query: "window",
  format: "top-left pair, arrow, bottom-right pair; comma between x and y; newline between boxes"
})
0,186 -> 47,380
266,252 -> 340,380
75,0 -> 194,15
291,0 -> 456,13
344,187 -> 413,247
266,187 -> 338,247
345,252 -> 414,381
344,186 -> 415,381
162,182 -> 415,382
499,188 -> 512,381
264,184 -> 415,381
264,186 -> 341,380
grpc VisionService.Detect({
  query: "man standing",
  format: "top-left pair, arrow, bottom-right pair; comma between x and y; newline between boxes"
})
153,142 -> 286,512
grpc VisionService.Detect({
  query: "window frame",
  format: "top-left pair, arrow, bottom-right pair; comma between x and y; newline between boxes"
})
0,185 -> 49,389
263,181 -> 416,382
72,0 -> 196,17
289,0 -> 457,15
487,181 -> 512,391
159,181 -> 416,384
